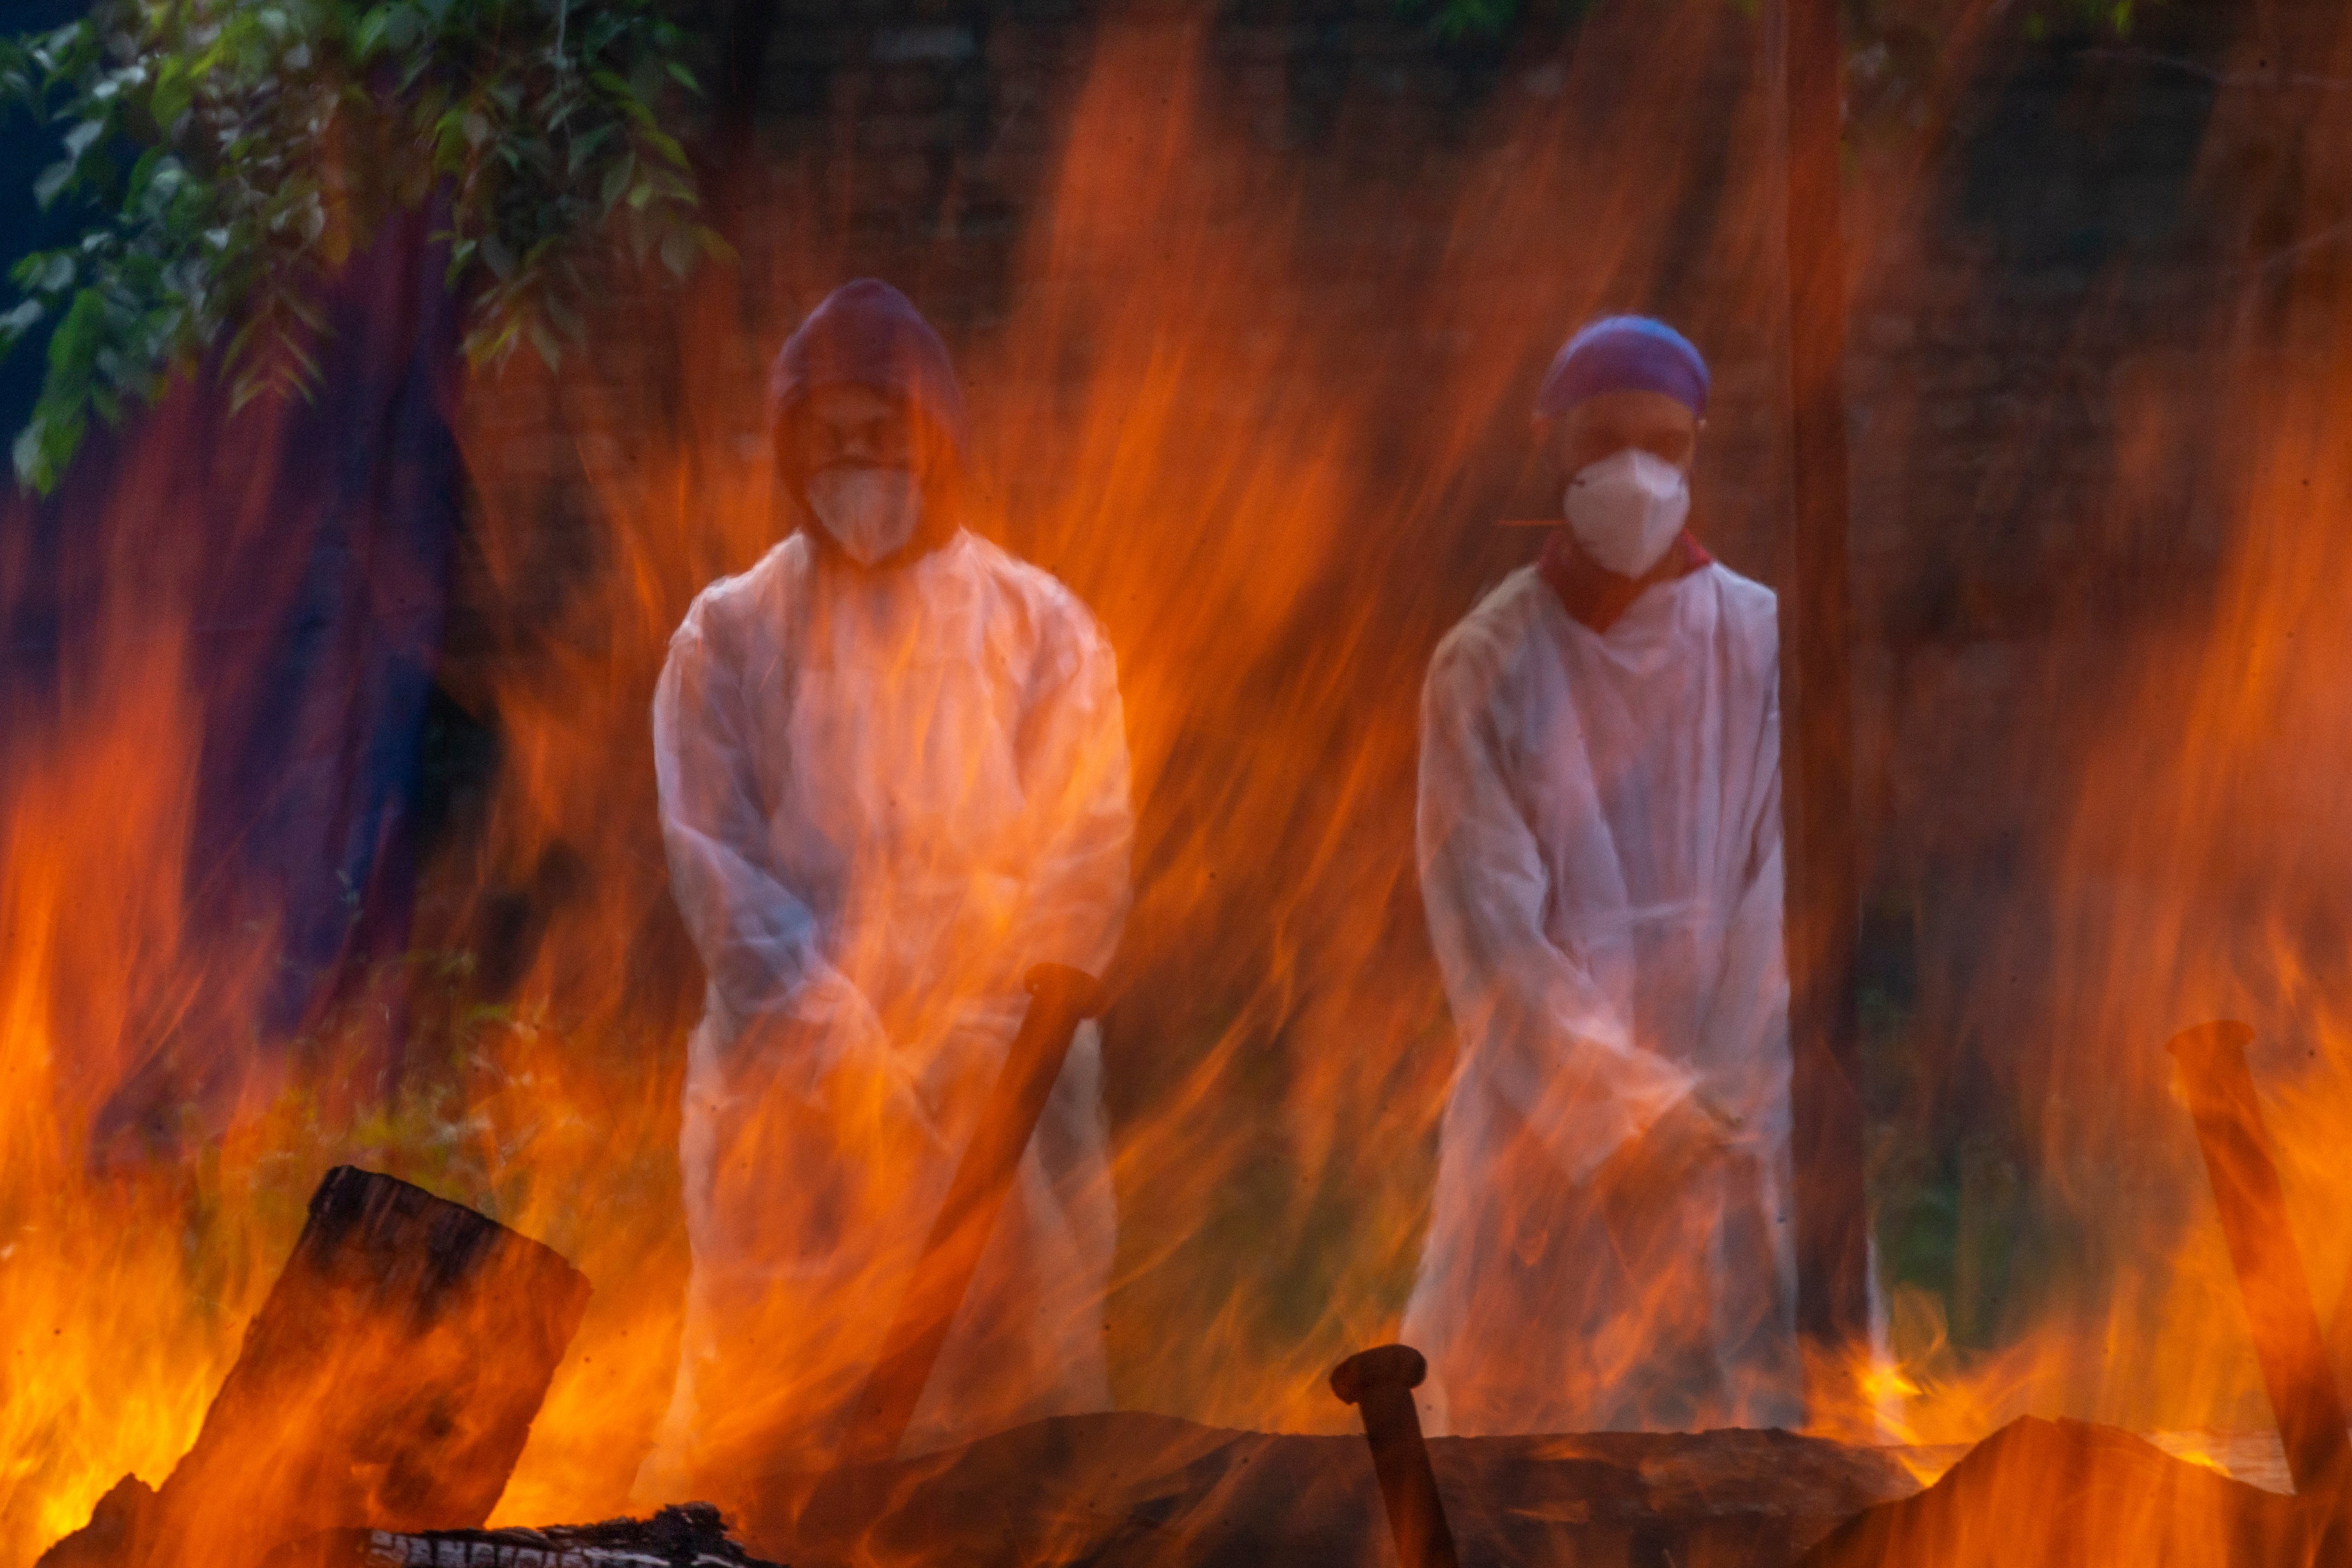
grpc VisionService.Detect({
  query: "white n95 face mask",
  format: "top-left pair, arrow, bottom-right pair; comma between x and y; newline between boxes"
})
1563,449 -> 1691,578
807,465 -> 923,565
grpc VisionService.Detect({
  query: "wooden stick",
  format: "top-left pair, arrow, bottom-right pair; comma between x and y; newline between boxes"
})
1331,1345 -> 1460,1568
818,965 -> 1107,1482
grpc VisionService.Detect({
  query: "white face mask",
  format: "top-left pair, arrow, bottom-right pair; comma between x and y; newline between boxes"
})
807,465 -> 924,565
1562,449 -> 1691,578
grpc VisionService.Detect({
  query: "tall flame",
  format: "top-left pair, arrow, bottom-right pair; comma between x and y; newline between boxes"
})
7,4 -> 2352,1563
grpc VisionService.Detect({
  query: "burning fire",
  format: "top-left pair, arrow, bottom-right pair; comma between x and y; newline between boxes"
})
8,5 -> 2352,1564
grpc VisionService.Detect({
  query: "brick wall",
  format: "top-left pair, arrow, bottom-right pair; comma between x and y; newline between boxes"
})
434,0 -> 2350,1374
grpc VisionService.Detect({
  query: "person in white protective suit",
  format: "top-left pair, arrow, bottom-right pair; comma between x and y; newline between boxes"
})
1401,315 -> 1803,1436
645,280 -> 1134,1498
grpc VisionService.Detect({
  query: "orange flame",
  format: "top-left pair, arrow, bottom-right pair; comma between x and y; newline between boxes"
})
10,5 -> 2352,1565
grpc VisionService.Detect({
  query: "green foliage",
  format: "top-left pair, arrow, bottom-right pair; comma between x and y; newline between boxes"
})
0,0 -> 722,492
1415,0 -> 1531,44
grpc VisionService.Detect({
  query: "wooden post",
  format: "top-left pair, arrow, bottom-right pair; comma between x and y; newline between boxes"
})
1775,0 -> 1873,1401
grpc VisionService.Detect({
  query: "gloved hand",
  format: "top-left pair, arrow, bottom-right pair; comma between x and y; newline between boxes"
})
713,966 -> 945,1157
1589,1085 -> 1742,1243
1644,1088 -> 1744,1181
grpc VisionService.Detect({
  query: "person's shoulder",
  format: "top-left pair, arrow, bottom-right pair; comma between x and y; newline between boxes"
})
960,532 -> 1112,657
1430,564 -> 1552,684
961,532 -> 1092,612
1701,559 -> 1777,616
1696,561 -> 1779,657
675,537 -> 807,654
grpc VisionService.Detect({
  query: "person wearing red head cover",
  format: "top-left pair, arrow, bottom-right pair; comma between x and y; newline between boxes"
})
645,281 -> 1133,1493
1402,316 -> 1803,1436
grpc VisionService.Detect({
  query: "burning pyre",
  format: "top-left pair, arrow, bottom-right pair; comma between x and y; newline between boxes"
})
11,2 -> 2352,1567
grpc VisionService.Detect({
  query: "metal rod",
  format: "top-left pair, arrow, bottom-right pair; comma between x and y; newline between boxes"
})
1774,0 -> 1873,1389
1330,1344 -> 1460,1568
823,963 -> 1108,1474
2167,1020 -> 2352,1499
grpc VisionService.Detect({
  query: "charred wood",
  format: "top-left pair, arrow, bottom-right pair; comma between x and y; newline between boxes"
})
266,1503 -> 780,1568
1330,1345 -> 1460,1568
37,1167 -> 592,1568
1799,1416 -> 2316,1567
750,1411 -> 1921,1568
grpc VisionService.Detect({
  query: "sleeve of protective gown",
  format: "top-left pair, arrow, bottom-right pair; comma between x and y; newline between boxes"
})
653,598 -> 887,1052
1695,663 -> 1789,1121
1006,611 -> 1134,983
1416,639 -> 1697,1185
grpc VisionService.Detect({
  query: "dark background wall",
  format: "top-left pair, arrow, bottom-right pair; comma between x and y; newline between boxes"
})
429,0 -> 2326,1378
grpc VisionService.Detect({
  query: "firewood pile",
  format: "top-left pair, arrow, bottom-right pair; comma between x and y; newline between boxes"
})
35,1158 -> 2335,1568
750,1411 -> 1926,1567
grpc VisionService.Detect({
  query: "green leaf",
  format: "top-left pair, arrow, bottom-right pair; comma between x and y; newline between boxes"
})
0,298 -> 45,355
640,127 -> 686,169
658,223 -> 695,279
14,412 -> 78,492
542,289 -> 582,338
353,7 -> 391,57
33,158 -> 74,208
44,287 -> 105,383
598,149 -> 634,208
31,252 -> 76,294
62,115 -> 106,160
567,122 -> 614,177
125,145 -> 163,203
151,58 -> 191,126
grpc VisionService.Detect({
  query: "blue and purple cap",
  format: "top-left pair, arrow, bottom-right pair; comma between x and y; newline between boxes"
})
1534,315 -> 1710,421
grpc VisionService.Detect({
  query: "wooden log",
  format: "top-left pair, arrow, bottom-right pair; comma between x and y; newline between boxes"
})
1798,1416 -> 2316,1567
750,1411 -> 1927,1568
39,1167 -> 591,1568
2166,1023 -> 2352,1498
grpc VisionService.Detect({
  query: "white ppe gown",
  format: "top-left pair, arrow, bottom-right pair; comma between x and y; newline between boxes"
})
1401,559 -> 1803,1436
646,529 -> 1132,1489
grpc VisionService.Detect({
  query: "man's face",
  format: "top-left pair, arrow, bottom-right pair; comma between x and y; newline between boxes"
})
787,382 -> 915,474
1540,389 -> 1699,482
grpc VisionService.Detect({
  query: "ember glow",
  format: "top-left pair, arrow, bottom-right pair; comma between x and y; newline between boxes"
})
6,3 -> 2352,1565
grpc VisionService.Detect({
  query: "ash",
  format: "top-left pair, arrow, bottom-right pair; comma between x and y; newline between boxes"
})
294,1504 -> 781,1568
